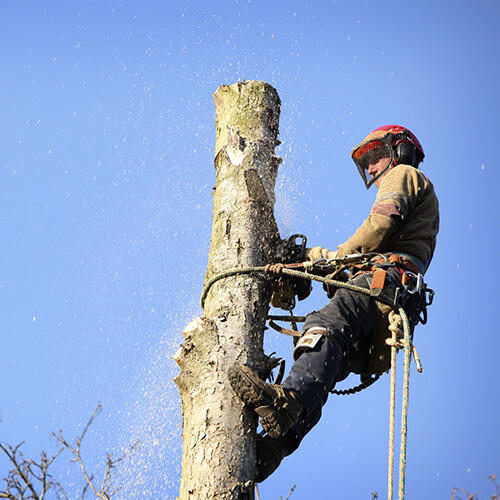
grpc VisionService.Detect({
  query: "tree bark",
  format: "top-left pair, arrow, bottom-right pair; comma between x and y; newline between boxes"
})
174,81 -> 282,500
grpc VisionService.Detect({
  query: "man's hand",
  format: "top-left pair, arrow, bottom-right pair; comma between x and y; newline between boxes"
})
305,246 -> 338,262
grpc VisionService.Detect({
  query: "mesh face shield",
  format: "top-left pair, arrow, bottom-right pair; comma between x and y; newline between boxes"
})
351,135 -> 394,189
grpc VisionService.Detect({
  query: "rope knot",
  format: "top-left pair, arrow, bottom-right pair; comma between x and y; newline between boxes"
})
265,263 -> 285,275
388,310 -> 403,330
386,337 -> 408,350
387,310 -> 405,350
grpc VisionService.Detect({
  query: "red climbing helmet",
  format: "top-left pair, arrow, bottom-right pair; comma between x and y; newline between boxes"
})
351,125 -> 425,189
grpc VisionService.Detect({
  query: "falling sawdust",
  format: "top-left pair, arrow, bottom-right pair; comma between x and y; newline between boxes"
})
114,296 -> 202,498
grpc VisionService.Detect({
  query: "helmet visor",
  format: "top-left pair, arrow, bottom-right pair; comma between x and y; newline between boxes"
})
352,139 -> 393,189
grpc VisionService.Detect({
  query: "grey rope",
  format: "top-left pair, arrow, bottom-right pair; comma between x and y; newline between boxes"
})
201,265 -> 396,309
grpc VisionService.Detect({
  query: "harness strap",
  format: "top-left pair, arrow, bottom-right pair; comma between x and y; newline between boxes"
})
268,319 -> 302,337
370,268 -> 387,297
379,254 -> 421,275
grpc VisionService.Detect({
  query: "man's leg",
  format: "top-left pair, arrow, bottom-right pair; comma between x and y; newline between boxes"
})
228,273 -> 379,479
227,318 -> 347,441
282,273 -> 378,414
227,364 -> 305,439
281,332 -> 343,416
256,403 -> 323,482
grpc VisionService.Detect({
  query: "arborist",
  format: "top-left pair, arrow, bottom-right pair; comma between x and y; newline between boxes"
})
228,125 -> 440,482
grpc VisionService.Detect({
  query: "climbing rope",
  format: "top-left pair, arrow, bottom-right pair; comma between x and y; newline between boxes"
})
202,263 -> 424,500
201,264 -> 397,310
386,308 -> 416,500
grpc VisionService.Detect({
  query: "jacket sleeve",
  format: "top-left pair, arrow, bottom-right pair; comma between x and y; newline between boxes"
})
336,166 -> 417,257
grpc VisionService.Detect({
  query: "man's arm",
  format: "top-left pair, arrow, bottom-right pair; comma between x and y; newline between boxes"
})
305,246 -> 338,262
336,165 -> 420,258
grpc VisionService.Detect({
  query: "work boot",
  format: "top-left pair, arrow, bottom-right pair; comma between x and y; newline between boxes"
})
255,435 -> 286,482
227,364 -> 304,439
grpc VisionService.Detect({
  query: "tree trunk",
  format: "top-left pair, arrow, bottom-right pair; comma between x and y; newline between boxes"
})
174,81 -> 282,500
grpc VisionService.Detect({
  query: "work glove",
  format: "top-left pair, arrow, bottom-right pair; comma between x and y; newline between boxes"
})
324,268 -> 349,298
305,246 -> 338,262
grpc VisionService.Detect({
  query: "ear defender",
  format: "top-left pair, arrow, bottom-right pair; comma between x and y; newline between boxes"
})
394,141 -> 417,167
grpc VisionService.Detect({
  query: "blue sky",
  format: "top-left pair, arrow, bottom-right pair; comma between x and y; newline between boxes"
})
1,1 -> 499,498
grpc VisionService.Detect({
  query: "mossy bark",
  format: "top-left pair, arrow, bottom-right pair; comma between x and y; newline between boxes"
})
174,81 -> 282,499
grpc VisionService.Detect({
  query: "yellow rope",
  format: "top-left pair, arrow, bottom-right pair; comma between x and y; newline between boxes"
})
386,309 -> 421,500
387,310 -> 400,500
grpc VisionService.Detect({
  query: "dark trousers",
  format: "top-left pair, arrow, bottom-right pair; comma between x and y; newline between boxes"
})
280,268 -> 410,454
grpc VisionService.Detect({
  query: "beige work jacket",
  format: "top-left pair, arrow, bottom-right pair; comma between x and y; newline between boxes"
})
336,165 -> 439,271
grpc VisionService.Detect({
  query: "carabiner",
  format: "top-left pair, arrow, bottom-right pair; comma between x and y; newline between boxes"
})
402,272 -> 424,295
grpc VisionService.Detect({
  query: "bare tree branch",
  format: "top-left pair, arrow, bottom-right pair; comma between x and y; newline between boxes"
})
52,403 -> 139,500
0,441 -> 65,500
1,403 -> 138,500
490,474 -> 499,500
284,485 -> 296,499
450,486 -> 478,500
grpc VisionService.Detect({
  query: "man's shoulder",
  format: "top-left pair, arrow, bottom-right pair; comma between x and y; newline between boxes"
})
384,164 -> 433,187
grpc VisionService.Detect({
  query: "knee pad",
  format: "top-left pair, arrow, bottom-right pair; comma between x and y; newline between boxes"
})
293,327 -> 327,361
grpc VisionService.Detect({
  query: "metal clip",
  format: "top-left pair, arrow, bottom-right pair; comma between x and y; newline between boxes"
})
403,272 -> 424,295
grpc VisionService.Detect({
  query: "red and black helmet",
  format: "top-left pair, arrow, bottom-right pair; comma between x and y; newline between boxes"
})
351,125 -> 425,189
